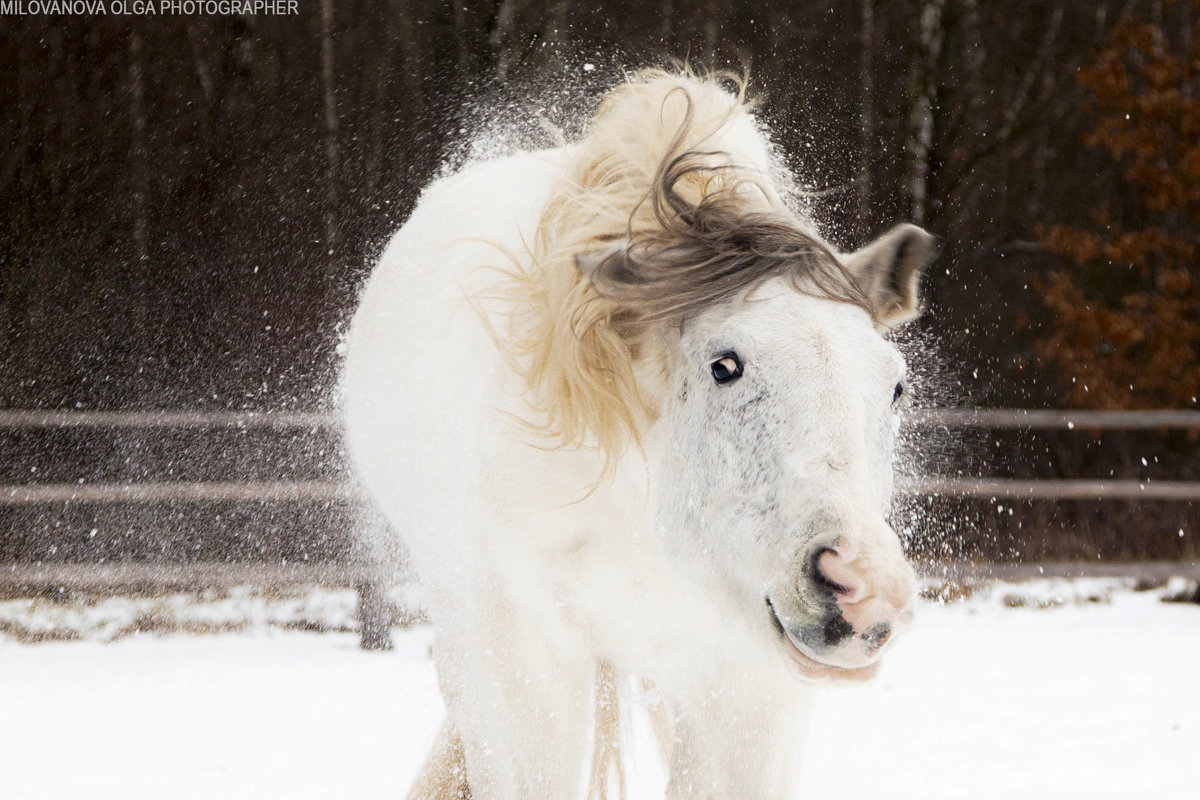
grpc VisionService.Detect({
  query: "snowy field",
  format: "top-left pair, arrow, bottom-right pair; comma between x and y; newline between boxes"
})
1,579 -> 1198,800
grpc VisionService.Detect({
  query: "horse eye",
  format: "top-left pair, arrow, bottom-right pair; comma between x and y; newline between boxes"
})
711,353 -> 744,384
893,381 -> 905,404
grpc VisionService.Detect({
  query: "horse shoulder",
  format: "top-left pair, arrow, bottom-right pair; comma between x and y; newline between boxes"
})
343,147 -> 634,561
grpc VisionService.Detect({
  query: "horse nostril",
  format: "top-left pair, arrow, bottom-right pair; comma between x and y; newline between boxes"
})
816,548 -> 864,603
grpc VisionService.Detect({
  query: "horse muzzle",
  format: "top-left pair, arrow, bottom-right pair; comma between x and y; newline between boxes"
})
766,542 -> 916,679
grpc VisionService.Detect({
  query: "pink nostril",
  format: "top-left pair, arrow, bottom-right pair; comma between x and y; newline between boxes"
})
817,549 -> 865,603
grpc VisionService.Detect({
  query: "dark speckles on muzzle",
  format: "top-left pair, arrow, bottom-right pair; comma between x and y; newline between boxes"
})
799,612 -> 854,651
860,622 -> 892,652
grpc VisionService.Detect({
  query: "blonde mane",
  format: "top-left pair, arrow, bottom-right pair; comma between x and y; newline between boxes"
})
497,69 -> 868,473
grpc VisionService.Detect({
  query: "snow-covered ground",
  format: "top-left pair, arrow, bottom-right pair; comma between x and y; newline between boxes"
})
1,580 -> 1197,799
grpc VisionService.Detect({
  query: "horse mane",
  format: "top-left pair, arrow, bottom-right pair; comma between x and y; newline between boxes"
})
498,68 -> 870,474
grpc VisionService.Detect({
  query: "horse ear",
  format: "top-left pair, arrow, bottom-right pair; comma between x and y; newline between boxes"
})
842,224 -> 938,327
574,240 -> 638,297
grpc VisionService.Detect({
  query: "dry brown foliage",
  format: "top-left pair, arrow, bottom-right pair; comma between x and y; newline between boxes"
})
1037,1 -> 1200,408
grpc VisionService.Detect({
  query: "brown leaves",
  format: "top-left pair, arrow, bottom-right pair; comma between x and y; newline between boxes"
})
1037,3 -> 1200,409
1076,10 -> 1200,223
1037,267 -> 1200,409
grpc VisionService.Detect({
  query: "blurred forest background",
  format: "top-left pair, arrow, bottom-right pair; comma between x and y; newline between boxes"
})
0,0 -> 1197,564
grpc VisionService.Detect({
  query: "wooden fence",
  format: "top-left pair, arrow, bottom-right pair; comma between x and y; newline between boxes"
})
0,409 -> 390,649
2,408 -> 1197,504
1,408 -> 1197,647
901,408 -> 1200,501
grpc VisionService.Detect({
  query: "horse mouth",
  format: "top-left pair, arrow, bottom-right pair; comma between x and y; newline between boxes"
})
765,597 -> 880,684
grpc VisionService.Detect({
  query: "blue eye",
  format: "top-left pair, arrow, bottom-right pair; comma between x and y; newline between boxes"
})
893,382 -> 905,404
711,352 -> 744,384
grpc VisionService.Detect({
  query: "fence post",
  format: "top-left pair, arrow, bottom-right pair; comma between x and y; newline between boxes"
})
356,578 -> 393,651
353,502 -> 399,651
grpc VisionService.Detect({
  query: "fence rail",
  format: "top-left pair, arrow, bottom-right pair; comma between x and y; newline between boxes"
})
922,560 -> 1200,581
0,408 -> 1197,504
3,477 -> 1198,504
905,408 -> 1200,430
4,408 -> 1198,431
0,409 -> 332,429
895,477 -> 1200,501
0,561 -> 377,592
0,480 -> 357,505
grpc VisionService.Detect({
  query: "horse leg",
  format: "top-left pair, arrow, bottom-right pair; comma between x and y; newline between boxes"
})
407,720 -> 471,800
426,584 -> 595,800
664,670 -> 815,800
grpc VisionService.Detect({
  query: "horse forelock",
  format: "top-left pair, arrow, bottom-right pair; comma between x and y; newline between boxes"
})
498,68 -> 871,476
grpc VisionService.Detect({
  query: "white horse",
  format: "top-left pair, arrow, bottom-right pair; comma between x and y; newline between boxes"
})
342,70 -> 936,800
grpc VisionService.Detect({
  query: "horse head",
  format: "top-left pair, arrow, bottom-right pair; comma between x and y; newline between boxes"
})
577,191 -> 936,683
520,71 -> 938,682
